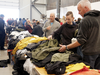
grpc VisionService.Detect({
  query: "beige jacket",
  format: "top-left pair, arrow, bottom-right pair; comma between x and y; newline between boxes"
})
43,20 -> 60,37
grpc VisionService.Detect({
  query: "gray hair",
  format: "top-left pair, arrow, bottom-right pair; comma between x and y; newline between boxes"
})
77,0 -> 91,10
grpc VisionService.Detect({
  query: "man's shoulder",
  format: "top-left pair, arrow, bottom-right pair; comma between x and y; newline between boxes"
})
0,18 -> 3,21
36,25 -> 42,28
45,20 -> 50,24
61,22 -> 67,26
0,18 -> 4,23
81,16 -> 94,24
54,20 -> 59,23
54,20 -> 61,26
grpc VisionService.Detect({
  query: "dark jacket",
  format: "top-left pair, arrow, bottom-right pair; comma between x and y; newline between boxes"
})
25,25 -> 33,33
8,39 -> 20,49
26,40 -> 47,51
77,10 -> 100,55
31,25 -> 43,37
53,22 -> 78,45
0,18 -> 5,33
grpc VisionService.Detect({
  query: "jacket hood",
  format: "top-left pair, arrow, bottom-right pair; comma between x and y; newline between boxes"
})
84,10 -> 100,17
65,22 -> 77,28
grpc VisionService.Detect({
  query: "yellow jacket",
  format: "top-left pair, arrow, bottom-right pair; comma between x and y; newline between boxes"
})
65,63 -> 90,73
12,36 -> 47,55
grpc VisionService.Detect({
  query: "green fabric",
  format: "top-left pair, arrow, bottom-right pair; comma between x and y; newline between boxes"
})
31,39 -> 60,60
14,28 -> 25,32
51,50 -> 72,62
74,29 -> 78,37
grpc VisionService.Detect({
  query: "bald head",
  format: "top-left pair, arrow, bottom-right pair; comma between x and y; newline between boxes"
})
77,0 -> 91,17
50,13 -> 55,22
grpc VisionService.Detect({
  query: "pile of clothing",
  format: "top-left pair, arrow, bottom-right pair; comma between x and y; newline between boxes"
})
7,31 -> 100,75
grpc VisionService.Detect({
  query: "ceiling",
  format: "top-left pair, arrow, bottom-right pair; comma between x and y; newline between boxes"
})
47,0 -> 100,10
0,0 -> 19,9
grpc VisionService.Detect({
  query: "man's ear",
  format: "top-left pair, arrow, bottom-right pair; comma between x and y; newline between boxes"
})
84,6 -> 89,12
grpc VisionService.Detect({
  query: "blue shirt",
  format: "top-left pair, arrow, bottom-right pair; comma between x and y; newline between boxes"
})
51,22 -> 53,26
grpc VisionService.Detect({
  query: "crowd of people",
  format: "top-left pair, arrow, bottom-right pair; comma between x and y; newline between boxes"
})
0,0 -> 100,74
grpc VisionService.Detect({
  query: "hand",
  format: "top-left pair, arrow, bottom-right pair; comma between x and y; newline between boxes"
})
24,25 -> 26,27
29,24 -> 33,29
46,26 -> 51,30
58,44 -> 66,52
48,35 -> 52,40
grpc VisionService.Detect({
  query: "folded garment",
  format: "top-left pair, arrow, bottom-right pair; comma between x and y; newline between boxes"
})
70,66 -> 100,75
65,63 -> 90,73
0,60 -> 8,67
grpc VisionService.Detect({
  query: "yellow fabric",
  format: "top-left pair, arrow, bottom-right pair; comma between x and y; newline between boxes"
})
12,36 -> 47,55
65,63 -> 90,73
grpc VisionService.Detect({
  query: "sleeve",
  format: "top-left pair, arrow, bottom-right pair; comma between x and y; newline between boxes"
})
52,25 -> 63,42
55,22 -> 61,32
77,19 -> 88,45
42,22 -> 48,32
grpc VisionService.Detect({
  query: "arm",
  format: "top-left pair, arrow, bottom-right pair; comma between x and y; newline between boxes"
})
59,18 -> 89,52
54,22 -> 61,32
59,41 -> 81,52
48,24 -> 62,40
67,41 -> 81,49
52,24 -> 63,41
42,22 -> 48,32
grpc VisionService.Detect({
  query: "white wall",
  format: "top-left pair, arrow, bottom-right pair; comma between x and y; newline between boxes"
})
19,0 -> 46,20
91,1 -> 100,10
63,6 -> 82,20
34,0 -> 46,4
19,0 -> 30,19
46,1 -> 100,20
32,0 -> 46,20
47,9 -> 57,18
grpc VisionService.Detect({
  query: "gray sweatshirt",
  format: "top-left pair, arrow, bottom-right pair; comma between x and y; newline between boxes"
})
77,10 -> 100,55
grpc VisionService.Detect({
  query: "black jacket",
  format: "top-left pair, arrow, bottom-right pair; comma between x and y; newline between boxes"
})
31,25 -> 43,37
52,22 -> 78,45
77,10 -> 100,55
0,18 -> 5,33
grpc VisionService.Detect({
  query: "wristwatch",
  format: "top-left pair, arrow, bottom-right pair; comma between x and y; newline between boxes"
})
66,45 -> 69,50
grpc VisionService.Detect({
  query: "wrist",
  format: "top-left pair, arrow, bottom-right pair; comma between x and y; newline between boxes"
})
66,45 -> 69,50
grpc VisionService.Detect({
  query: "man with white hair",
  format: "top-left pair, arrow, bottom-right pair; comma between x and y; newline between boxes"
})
59,0 -> 100,69
43,13 -> 60,37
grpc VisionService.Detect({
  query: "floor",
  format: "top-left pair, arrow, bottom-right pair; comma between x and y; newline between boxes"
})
0,49 -> 13,75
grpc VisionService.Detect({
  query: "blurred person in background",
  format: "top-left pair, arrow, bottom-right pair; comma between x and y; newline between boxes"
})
43,13 -> 60,37
39,19 -> 44,27
25,20 -> 33,33
32,19 -> 36,27
31,21 -> 43,37
76,18 -> 82,24
55,18 -> 63,25
0,14 -> 6,50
